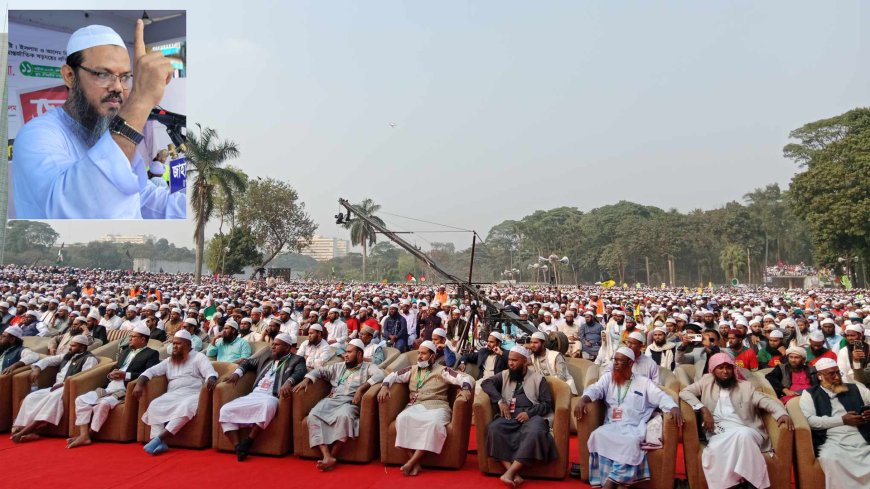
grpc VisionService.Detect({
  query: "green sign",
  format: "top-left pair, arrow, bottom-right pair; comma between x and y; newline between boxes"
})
731,278 -> 739,286
19,61 -> 62,78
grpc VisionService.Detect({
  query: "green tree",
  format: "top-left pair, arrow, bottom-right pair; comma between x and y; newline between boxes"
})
5,221 -> 59,253
237,178 -> 317,272
186,124 -> 244,284
205,226 -> 263,275
342,198 -> 385,281
719,243 -> 747,282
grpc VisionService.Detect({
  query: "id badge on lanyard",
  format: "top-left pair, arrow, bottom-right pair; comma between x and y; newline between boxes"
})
612,406 -> 623,421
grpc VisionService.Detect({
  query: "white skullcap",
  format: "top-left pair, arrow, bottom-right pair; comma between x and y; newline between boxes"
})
785,346 -> 807,359
240,317 -> 252,323
509,345 -> 530,359
628,331 -> 646,344
67,25 -> 125,55
0,302 -> 9,308
71,334 -> 90,346
4,326 -> 23,338
149,161 -> 165,175
281,307 -> 293,314
846,324 -> 864,334
653,326 -> 668,334
348,338 -> 366,351
144,303 -> 159,311
531,331 -> 548,342
432,328 -> 447,338
612,309 -> 625,316
132,324 -> 151,336
519,309 -> 528,315
275,333 -> 295,345
309,324 -> 323,332
808,330 -> 825,342
86,310 -> 101,320
615,346 -> 636,361
542,311 -> 552,317
224,319 -> 239,330
814,358 -> 838,372
488,331 -> 504,342
174,330 -> 192,342
26,310 -> 41,318
769,329 -> 784,339
106,303 -> 118,310
419,340 -> 438,353
183,317 -> 198,327
821,318 -> 836,326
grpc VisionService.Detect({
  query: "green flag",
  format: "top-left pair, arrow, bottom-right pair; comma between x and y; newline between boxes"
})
204,304 -> 217,320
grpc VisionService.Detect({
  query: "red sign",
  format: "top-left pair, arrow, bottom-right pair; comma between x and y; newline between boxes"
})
19,85 -> 68,124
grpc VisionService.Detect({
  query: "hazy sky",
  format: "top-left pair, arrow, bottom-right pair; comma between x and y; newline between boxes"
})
12,1 -> 869,253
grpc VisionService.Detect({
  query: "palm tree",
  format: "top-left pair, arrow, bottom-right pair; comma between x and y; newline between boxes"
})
186,124 -> 244,284
343,198 -> 385,281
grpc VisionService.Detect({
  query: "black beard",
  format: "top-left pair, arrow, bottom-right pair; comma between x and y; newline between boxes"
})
64,75 -> 119,147
508,366 -> 526,382
616,320 -> 624,326
654,340 -> 666,346
267,330 -> 279,339
714,375 -> 737,389
0,343 -> 8,353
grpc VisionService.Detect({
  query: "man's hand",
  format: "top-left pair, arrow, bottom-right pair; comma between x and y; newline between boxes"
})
843,411 -> 866,426
206,377 -> 217,391
499,400 -> 512,419
493,346 -> 503,356
782,388 -> 797,397
515,412 -> 529,424
132,382 -> 145,399
279,380 -> 294,399
377,386 -> 391,403
777,346 -> 787,355
28,368 -> 40,384
352,387 -> 364,405
680,334 -> 692,346
109,369 -> 125,381
457,363 -> 466,373
670,407 -> 684,428
292,378 -> 310,394
853,349 -> 865,361
50,383 -> 63,392
222,373 -> 240,385
458,389 -> 471,403
750,336 -> 760,345
777,414 -> 794,431
1,366 -> 16,376
127,20 -> 173,110
862,410 -> 870,423
701,407 -> 715,432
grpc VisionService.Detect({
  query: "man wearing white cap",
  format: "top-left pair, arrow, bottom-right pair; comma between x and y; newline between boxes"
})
68,324 -> 159,448
837,324 -> 868,382
645,326 -> 677,371
323,308 -> 349,353
165,317 -> 203,355
278,307 -> 300,339
134,330 -> 218,455
12,21 -> 184,219
11,335 -> 98,443
527,331 -> 578,395
206,319 -> 252,363
219,332 -> 306,461
19,310 -> 44,337
578,347 -> 682,488
298,324 -> 335,370
757,328 -> 786,368
99,303 -> 123,331
293,338 -> 385,471
765,345 -> 818,404
147,151 -> 169,188
603,330 -> 660,385
430,327 -> 457,367
800,357 -> 870,489
358,325 -> 385,365
806,330 -> 838,367
0,326 -> 40,375
378,340 -> 474,476
481,345 -> 558,487
459,331 -> 509,381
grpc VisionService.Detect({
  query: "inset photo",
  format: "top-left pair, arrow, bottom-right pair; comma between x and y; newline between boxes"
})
7,10 -> 187,219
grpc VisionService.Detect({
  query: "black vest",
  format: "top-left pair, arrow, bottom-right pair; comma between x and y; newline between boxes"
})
808,383 -> 870,455
58,351 -> 95,380
1,344 -> 24,369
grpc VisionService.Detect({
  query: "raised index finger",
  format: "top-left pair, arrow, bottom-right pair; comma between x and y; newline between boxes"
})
134,19 -> 146,61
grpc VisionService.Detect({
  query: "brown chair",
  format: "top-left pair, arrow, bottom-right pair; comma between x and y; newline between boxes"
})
66,360 -> 142,442
575,385 -> 680,489
23,337 -> 50,355
248,341 -> 270,357
475,376 -> 571,480
786,397 -> 825,489
379,379 -> 472,469
755,368 -> 777,397
136,361 -> 237,448
659,367 -> 680,393
92,340 -> 121,360
379,347 -> 400,368
212,370 -> 294,456
10,356 -> 113,437
566,358 -> 599,433
675,364 -> 696,389
292,378 -> 382,462
680,390 -> 794,489
0,364 -> 35,432
106,329 -> 131,343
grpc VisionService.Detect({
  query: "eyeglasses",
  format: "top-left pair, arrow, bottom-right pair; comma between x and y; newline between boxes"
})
77,65 -> 133,89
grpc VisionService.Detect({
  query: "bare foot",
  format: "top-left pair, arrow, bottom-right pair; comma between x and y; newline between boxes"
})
500,474 -> 517,487
67,437 -> 92,448
315,460 -> 325,470
12,433 -> 39,443
410,463 -> 421,476
321,457 -> 337,471
400,463 -> 413,476
513,475 -> 525,487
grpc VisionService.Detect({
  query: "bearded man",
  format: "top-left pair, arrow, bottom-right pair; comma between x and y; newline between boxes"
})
805,330 -> 838,366
645,326 -> 677,371
12,23 -> 184,219
765,346 -> 819,404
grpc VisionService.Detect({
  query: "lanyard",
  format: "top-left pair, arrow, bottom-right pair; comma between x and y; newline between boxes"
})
616,378 -> 633,406
338,366 -> 359,387
415,367 -> 432,390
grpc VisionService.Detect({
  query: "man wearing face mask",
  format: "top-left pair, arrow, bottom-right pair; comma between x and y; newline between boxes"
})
12,23 -> 185,219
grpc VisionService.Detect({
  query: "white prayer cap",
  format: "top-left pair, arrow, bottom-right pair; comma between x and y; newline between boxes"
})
432,328 -> 447,339
531,331 -> 548,342
67,25 -> 125,55
615,346 -> 635,361
348,339 -> 366,351
329,308 -> 341,314
542,311 -> 552,317
183,317 -> 198,327
488,331 -> 504,342
86,310 -> 101,320
309,324 -> 323,332
664,317 -> 676,324
71,334 -> 91,346
718,320 -> 732,327
281,307 -> 293,314
612,309 -> 625,316
144,303 -> 159,311
26,310 -> 41,318
275,333 -> 295,346
814,358 -> 838,372
212,312 -> 222,319
769,329 -> 784,339
149,161 -> 165,174
131,324 -> 151,336
509,345 -> 530,359
846,324 -> 864,334
735,317 -> 749,327
171,308 -> 182,314
240,317 -> 252,324
653,326 -> 668,334
785,346 -> 807,359
808,330 -> 825,342
4,326 -> 23,339
174,330 -> 192,342
224,319 -> 239,330
519,309 -> 528,315
419,340 -> 438,353
627,331 -> 646,344
106,303 -> 118,310
821,318 -> 836,326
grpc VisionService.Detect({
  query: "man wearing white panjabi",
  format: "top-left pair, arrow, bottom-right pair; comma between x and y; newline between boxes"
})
134,329 -> 217,455
67,324 -> 159,448
799,357 -> 870,489
11,335 -> 98,443
219,333 -> 306,461
323,308 -> 349,353
679,352 -> 794,489
577,347 -> 682,488
297,324 -> 335,370
378,340 -> 473,476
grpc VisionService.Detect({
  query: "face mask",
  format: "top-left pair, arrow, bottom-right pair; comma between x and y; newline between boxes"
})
416,360 -> 430,369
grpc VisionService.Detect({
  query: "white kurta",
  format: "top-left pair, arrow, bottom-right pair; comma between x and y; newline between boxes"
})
799,384 -> 870,489
602,354 -> 660,385
298,339 -> 335,369
14,353 -> 99,427
702,390 -> 770,489
219,364 -> 280,432
140,352 -> 217,437
74,347 -> 145,431
584,373 -> 677,466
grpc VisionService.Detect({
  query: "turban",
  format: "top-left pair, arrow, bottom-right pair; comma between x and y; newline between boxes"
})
509,345 -> 530,359
627,331 -> 646,344
4,326 -> 22,339
132,324 -> 151,336
488,331 -> 504,342
846,324 -> 864,334
785,346 -> 807,359
71,334 -> 91,346
768,329 -> 784,339
432,328 -> 447,339
174,330 -> 192,342
814,358 -> 838,372
309,324 -> 323,332
531,332 -> 548,342
275,333 -> 295,346
708,352 -> 745,380
348,338 -> 366,351
614,347 -> 635,361
419,340 -> 437,353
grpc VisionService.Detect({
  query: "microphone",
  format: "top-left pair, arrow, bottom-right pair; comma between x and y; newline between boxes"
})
148,107 -> 186,127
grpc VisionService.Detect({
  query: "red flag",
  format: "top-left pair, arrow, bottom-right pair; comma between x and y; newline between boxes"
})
406,273 -> 416,282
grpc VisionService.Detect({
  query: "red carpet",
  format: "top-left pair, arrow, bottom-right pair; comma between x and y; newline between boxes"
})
0,431 -> 687,489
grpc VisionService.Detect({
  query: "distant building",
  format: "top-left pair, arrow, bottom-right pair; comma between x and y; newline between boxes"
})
300,235 -> 349,262
99,234 -> 157,245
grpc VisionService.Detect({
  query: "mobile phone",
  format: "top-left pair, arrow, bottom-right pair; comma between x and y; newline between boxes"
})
859,405 -> 870,414
692,334 -> 703,343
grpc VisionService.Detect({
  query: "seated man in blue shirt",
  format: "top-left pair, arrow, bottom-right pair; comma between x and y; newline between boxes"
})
207,319 -> 252,363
